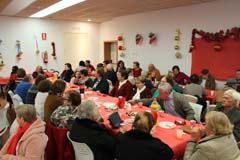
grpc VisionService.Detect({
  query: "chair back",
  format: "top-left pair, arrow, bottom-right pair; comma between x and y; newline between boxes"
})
12,94 -> 24,108
8,90 -> 15,99
189,102 -> 203,123
107,79 -> 113,93
209,104 -> 217,111
67,131 -> 94,160
184,94 -> 198,103
0,103 -> 9,136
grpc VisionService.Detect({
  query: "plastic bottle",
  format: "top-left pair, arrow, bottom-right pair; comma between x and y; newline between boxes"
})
150,98 -> 161,111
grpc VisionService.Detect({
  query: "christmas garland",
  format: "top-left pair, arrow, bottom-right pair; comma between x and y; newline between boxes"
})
189,27 -> 240,52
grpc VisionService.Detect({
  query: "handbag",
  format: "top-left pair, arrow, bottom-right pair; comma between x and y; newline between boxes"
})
108,112 -> 123,129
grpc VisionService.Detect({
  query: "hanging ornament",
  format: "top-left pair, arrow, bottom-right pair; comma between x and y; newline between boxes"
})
16,40 -> 23,60
174,29 -> 182,59
42,50 -> 48,63
51,42 -> 57,59
35,36 -> 40,54
118,34 -> 126,57
148,32 -> 157,44
135,34 -> 143,45
118,45 -> 125,51
0,39 -> 4,67
118,36 -> 123,41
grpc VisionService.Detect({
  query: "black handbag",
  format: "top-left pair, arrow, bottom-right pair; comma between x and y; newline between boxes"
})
108,112 -> 123,129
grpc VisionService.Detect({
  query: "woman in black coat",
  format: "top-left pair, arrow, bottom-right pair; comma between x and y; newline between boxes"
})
60,63 -> 74,82
116,112 -> 173,160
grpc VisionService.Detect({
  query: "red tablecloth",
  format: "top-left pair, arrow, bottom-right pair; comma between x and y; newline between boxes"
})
0,77 -> 9,85
81,91 -> 193,159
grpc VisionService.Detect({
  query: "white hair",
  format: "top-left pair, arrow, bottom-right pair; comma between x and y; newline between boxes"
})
77,100 -> 100,120
158,82 -> 172,93
224,89 -> 240,106
106,64 -> 114,71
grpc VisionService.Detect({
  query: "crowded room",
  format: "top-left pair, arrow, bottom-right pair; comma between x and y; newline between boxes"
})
0,0 -> 240,160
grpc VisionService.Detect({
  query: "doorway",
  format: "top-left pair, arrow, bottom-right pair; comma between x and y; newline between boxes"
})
104,41 -> 118,67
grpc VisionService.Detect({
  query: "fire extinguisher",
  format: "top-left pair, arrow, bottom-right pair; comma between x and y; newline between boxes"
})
42,51 -> 48,63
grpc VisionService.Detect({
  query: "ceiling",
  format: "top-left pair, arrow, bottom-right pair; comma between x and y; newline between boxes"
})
0,0 -> 216,23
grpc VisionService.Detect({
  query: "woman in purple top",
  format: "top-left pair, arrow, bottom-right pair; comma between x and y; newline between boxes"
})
172,65 -> 190,85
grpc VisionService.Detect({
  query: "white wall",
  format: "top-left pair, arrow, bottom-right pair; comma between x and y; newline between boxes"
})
99,0 -> 240,78
0,16 -> 100,76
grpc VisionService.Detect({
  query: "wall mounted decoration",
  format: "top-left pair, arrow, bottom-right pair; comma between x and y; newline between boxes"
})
174,29 -> 182,59
0,39 -> 4,68
16,40 -> 23,60
148,32 -> 157,45
118,35 -> 126,57
51,42 -> 57,59
135,34 -> 143,45
35,36 -> 40,54
42,50 -> 48,63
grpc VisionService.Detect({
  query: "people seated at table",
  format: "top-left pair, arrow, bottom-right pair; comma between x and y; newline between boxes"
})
15,75 -> 32,103
103,60 -> 110,72
199,69 -> 216,90
116,111 -> 173,160
26,74 -> 46,105
70,100 -> 115,160
172,65 -> 190,85
147,64 -> 161,81
110,70 -> 133,100
132,61 -> 142,78
7,68 -> 26,92
214,89 -> 240,142
0,104 -> 48,160
32,65 -> 44,79
79,69 -> 93,88
116,60 -> 126,72
85,60 -> 95,73
213,78 -> 239,105
70,71 -> 81,85
44,80 -> 66,123
152,73 -> 183,98
75,60 -> 87,72
183,74 -> 206,98
132,76 -> 152,100
9,66 -> 18,81
35,80 -> 52,120
184,111 -> 240,160
104,64 -> 117,86
135,82 -> 195,120
51,90 -> 81,129
60,63 -> 74,82
91,68 -> 109,94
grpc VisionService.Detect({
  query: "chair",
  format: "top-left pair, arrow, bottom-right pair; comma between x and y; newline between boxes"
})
209,104 -> 216,111
12,94 -> 24,108
189,102 -> 203,123
184,94 -> 198,103
67,131 -> 94,160
0,103 -> 9,137
107,79 -> 113,94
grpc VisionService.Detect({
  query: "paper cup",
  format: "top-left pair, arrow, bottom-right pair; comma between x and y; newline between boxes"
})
176,129 -> 183,139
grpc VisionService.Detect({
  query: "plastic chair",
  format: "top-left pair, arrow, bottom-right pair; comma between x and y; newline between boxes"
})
12,94 -> 24,109
184,94 -> 198,103
209,104 -> 217,111
189,102 -> 203,123
67,131 -> 94,160
107,79 -> 113,94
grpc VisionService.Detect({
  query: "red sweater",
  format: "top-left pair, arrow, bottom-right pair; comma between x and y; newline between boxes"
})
110,80 -> 133,100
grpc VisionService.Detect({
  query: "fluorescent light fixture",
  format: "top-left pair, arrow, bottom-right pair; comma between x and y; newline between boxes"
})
87,19 -> 91,21
30,0 -> 86,18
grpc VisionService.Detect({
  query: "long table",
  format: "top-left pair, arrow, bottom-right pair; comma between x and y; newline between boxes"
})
76,90 -> 193,160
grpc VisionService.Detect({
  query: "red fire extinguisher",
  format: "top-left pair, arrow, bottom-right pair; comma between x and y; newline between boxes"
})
42,51 -> 48,63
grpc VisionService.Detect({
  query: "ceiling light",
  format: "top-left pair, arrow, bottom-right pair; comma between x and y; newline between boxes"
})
87,19 -> 91,22
30,0 -> 86,18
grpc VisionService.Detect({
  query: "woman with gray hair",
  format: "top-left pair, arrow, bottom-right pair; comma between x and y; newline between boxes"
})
70,100 -> 115,160
104,63 -> 117,85
214,89 -> 240,142
184,111 -> 240,160
0,104 -> 48,160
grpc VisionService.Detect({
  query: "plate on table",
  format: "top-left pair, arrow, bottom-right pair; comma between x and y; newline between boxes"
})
103,102 -> 117,110
159,121 -> 176,129
124,118 -> 134,124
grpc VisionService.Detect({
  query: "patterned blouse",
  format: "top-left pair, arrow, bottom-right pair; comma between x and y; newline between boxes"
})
50,105 -> 77,128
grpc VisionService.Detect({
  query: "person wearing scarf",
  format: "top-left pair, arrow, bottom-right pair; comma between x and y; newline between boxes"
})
0,104 -> 48,160
132,76 -> 152,100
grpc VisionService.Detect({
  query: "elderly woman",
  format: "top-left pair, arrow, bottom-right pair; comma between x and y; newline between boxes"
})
44,80 -> 66,123
214,89 -> 240,142
32,66 -> 44,79
132,76 -> 152,100
70,71 -> 81,85
184,111 -> 240,160
147,64 -> 161,81
0,104 -> 48,160
104,63 -> 117,86
116,112 -> 173,160
79,69 -> 93,88
70,100 -> 115,160
91,68 -> 109,94
60,63 -> 74,82
51,90 -> 81,128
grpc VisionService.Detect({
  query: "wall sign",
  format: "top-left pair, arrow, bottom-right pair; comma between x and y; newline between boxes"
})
42,33 -> 47,40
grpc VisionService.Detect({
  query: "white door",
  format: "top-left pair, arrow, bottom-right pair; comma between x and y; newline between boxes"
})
64,33 -> 89,70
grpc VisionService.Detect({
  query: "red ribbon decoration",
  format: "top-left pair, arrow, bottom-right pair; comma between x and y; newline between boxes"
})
51,42 -> 56,59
